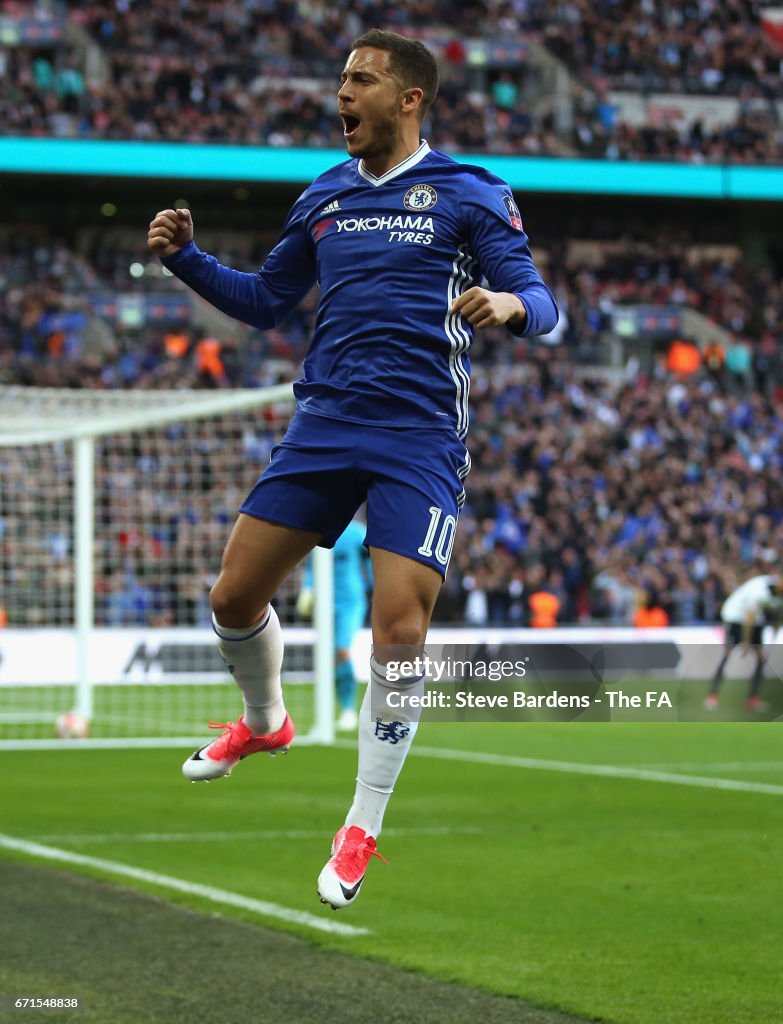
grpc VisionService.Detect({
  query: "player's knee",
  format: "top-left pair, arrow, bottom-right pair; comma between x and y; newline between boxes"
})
373,615 -> 428,651
210,578 -> 266,629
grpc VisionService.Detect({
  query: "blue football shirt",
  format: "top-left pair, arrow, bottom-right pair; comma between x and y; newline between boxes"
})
162,141 -> 557,438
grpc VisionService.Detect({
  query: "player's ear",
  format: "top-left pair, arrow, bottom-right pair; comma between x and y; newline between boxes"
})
401,86 -> 424,116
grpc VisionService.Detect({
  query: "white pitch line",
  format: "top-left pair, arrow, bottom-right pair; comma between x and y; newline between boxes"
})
0,833 -> 369,938
401,744 -> 783,796
26,826 -> 483,846
633,762 -> 783,773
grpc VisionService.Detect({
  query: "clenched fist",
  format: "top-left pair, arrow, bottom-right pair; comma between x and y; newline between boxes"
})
450,286 -> 526,330
147,208 -> 194,257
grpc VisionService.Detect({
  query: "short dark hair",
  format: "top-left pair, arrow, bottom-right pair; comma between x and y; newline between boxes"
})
351,29 -> 439,119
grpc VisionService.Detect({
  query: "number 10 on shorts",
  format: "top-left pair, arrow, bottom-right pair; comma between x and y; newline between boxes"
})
418,506 -> 457,567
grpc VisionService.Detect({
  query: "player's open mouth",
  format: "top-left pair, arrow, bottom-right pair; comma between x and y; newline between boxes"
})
342,115 -> 361,138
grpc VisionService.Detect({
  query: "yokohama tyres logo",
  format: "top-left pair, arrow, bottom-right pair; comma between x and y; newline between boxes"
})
335,214 -> 434,233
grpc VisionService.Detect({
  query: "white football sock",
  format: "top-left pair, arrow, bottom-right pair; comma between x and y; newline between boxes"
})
212,606 -> 286,735
345,656 -> 424,838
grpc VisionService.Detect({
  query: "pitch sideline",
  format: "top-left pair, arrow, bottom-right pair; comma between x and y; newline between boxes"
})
0,832 -> 370,937
331,741 -> 783,796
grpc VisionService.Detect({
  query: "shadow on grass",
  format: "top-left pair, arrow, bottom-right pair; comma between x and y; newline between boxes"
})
0,860 -> 601,1024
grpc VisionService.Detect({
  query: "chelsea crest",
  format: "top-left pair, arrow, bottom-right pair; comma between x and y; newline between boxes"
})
403,184 -> 438,211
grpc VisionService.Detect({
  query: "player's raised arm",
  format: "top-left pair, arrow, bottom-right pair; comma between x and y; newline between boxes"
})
147,195 -> 317,330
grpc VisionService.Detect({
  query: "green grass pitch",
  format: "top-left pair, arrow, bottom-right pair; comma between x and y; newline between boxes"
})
1,714 -> 782,1023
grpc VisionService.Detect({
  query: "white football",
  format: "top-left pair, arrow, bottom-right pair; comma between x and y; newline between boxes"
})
55,711 -> 90,739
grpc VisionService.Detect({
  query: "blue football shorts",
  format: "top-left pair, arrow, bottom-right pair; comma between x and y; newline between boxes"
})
240,410 -> 471,577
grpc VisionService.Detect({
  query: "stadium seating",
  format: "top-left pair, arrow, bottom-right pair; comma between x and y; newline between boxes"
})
3,0 -> 783,161
3,2 -> 782,627
3,224 -> 781,627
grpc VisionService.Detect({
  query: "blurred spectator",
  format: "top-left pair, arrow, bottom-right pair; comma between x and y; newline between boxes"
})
491,71 -> 519,111
526,565 -> 561,628
195,335 -> 226,385
724,339 -> 753,394
666,338 -> 700,376
633,589 -> 670,628
702,340 -> 725,383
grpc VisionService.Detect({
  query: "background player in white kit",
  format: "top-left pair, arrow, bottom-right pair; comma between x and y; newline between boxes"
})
148,30 -> 557,909
704,572 -> 783,712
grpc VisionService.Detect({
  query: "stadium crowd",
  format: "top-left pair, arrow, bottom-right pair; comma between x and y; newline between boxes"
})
572,96 -> 783,164
2,53 -> 567,157
3,1 -> 783,628
539,0 -> 783,98
3,0 -> 783,162
2,229 -> 782,628
3,231 -> 782,392
3,349 -> 780,629
442,352 -> 783,627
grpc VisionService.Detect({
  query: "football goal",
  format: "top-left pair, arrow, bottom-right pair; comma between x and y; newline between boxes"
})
0,385 -> 335,749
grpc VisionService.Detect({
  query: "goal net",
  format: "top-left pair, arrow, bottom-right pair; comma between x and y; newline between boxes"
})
0,385 -> 335,749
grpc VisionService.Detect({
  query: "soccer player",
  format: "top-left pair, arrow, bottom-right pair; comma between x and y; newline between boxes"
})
298,515 -> 370,730
704,572 -> 783,712
147,29 -> 557,909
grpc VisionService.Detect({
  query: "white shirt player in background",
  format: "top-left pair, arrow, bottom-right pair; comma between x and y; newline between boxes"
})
704,573 -> 783,713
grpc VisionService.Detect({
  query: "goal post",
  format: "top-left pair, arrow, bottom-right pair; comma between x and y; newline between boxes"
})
0,385 -> 335,749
